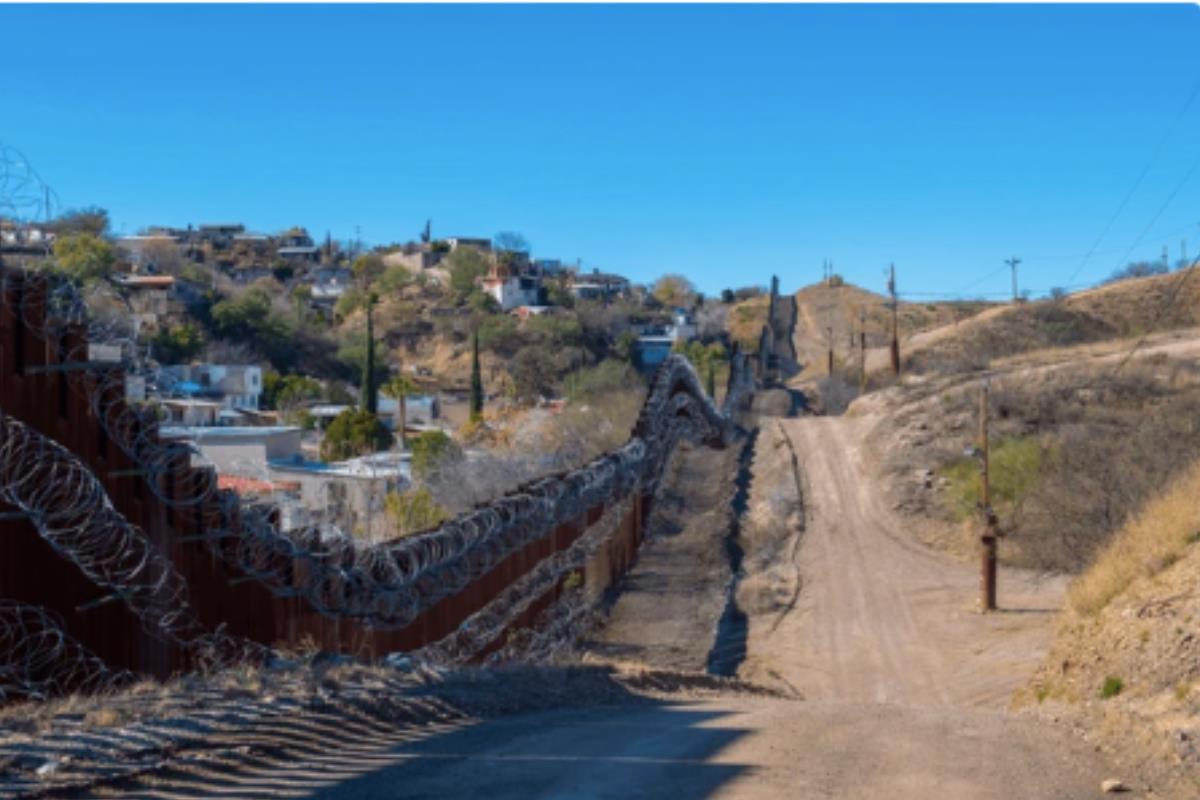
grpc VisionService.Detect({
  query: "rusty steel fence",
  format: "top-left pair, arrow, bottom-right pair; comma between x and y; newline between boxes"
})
0,267 -> 755,697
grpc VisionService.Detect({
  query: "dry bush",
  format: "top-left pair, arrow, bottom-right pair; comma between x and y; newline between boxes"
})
1001,374 -> 1200,572
426,388 -> 645,514
1068,459 -> 1200,614
906,302 -> 1115,375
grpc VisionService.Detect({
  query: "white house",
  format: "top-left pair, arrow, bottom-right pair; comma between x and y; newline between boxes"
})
162,364 -> 264,410
480,272 -> 540,311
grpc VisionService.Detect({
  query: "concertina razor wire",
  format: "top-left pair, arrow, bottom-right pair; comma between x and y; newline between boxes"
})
0,267 -> 756,696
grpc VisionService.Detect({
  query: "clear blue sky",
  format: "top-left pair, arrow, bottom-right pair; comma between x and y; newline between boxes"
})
2,4 -> 1199,298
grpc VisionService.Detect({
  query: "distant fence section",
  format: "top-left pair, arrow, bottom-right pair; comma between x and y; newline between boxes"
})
0,267 -> 755,696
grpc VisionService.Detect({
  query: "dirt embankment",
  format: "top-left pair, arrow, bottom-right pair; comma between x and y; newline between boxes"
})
1020,461 -> 1200,798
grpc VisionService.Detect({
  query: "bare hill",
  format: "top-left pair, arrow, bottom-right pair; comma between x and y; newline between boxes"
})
791,282 -> 992,379
901,267 -> 1200,375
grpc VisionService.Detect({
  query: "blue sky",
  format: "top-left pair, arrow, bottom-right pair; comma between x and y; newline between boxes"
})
2,4 -> 1199,297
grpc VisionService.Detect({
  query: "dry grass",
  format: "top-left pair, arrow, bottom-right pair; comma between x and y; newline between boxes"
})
1068,459 -> 1200,615
727,296 -> 770,351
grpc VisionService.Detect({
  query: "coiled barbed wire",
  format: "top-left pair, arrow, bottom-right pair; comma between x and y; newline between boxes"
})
1,263 -> 755,691
0,601 -> 132,702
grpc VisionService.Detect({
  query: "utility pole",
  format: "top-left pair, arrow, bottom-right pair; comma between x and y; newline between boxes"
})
978,380 -> 998,612
888,264 -> 900,375
826,325 -> 834,375
1163,245 -> 1170,271
1182,239 -> 1188,268
859,307 -> 867,389
1005,256 -> 1021,303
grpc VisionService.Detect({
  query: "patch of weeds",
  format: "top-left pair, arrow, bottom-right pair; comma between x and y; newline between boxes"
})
1186,531 -> 1200,546
1100,676 -> 1124,699
1175,682 -> 1190,702
939,436 -> 1047,522
1035,685 -> 1050,704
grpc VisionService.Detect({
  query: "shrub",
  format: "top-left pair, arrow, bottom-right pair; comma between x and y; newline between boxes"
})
563,359 -> 640,402
384,487 -> 449,536
1069,458 -> 1200,614
1100,676 -> 1124,699
52,233 -> 116,285
410,430 -> 461,478
319,409 -> 391,461
940,436 -> 1047,523
151,324 -> 204,363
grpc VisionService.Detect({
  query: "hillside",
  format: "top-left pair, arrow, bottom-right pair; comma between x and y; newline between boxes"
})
1019,460 -> 1200,797
792,281 -> 991,379
899,267 -> 1200,375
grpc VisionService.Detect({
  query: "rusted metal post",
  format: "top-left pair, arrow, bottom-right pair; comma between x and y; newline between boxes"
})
826,326 -> 834,376
979,380 -> 997,611
889,264 -> 900,375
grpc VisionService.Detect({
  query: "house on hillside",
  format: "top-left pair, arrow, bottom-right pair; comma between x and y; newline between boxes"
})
480,266 -> 541,311
0,222 -> 55,252
306,266 -> 352,308
533,259 -> 564,276
112,274 -> 177,331
115,235 -> 181,271
197,224 -> 246,249
230,263 -> 275,284
444,236 -> 492,252
568,268 -> 630,300
276,245 -> 321,265
385,243 -> 444,272
161,363 -> 264,410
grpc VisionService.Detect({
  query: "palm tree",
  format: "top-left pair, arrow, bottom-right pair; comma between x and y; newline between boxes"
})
381,373 -> 417,449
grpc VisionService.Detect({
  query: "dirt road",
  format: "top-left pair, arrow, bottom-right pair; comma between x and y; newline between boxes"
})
299,415 -> 1120,799
741,415 -> 1069,708
70,416 -> 1122,799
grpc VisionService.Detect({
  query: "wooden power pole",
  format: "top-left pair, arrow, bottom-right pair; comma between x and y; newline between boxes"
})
826,326 -> 834,376
859,307 -> 867,388
888,264 -> 900,375
1006,256 -> 1022,303
979,380 -> 998,611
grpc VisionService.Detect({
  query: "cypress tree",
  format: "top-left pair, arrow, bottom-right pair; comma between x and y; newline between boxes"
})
469,328 -> 484,422
706,361 -> 716,399
362,293 -> 378,414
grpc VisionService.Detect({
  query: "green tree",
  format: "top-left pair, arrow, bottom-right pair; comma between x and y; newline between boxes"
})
352,253 -> 387,285
319,408 -> 392,461
384,487 -> 449,536
289,283 -> 312,323
361,293 -> 379,413
48,207 -> 110,237
269,374 -> 322,413
150,324 -> 204,364
446,246 -> 491,296
470,328 -> 484,422
614,330 -> 638,363
381,373 -> 417,448
652,274 -> 697,309
492,231 -> 530,269
52,233 -> 116,285
410,429 -> 460,478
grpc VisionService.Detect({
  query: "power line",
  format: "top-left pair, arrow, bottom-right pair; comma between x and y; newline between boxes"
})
1064,77 -> 1200,285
